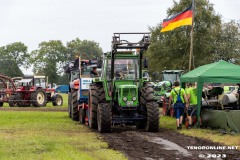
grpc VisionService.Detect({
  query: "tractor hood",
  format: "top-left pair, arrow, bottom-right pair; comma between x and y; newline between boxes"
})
116,84 -> 138,108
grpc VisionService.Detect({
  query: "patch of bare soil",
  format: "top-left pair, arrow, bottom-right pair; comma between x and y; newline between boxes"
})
101,127 -> 240,160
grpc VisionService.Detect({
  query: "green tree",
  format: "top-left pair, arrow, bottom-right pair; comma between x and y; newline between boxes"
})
57,74 -> 69,85
0,59 -> 23,77
147,0 -> 227,72
31,40 -> 67,84
0,42 -> 29,77
66,38 -> 103,60
5,42 -> 30,68
212,20 -> 240,63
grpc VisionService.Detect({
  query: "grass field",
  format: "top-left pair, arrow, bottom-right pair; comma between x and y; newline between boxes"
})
160,115 -> 240,148
1,94 -> 239,158
0,111 -> 127,160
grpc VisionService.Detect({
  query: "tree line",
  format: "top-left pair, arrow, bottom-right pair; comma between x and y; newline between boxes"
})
146,0 -> 240,74
0,38 -> 103,84
0,0 -> 239,84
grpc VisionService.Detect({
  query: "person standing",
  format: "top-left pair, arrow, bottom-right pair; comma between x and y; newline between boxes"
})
187,82 -> 198,129
169,81 -> 189,129
185,83 -> 192,98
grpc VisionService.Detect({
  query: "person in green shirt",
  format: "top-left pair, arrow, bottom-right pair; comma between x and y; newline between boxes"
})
185,83 -> 192,97
187,82 -> 198,129
169,81 -> 189,129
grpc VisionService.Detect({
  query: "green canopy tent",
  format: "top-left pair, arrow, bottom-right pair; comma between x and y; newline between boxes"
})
180,60 -> 240,130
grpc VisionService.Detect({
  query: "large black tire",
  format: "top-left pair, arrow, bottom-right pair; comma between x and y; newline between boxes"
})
52,94 -> 63,106
98,85 -> 106,103
31,88 -> 47,107
0,102 -> 3,107
141,83 -> 155,102
139,82 -> 159,131
71,89 -> 79,121
88,84 -> 100,129
68,93 -> 72,118
16,93 -> 25,107
9,95 -> 17,107
145,102 -> 159,132
97,103 -> 112,133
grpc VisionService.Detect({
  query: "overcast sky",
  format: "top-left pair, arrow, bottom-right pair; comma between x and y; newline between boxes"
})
0,0 -> 239,77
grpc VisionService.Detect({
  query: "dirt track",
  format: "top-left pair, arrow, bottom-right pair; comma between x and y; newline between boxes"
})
101,127 -> 240,160
1,108 -> 239,159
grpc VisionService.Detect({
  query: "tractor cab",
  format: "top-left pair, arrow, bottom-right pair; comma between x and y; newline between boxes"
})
162,70 -> 184,84
106,57 -> 139,80
104,54 -> 140,109
18,76 -> 46,89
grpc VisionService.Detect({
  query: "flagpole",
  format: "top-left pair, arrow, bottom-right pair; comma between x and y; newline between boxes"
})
189,0 -> 195,71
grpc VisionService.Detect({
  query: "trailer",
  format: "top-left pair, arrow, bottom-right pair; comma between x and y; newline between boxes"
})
0,74 -> 18,107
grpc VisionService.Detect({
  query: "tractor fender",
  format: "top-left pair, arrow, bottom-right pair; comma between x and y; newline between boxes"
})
70,79 -> 80,90
30,86 -> 39,92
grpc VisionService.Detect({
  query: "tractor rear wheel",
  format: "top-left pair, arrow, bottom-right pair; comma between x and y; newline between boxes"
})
9,95 -> 17,107
71,89 -> 79,121
97,103 -> 112,133
68,93 -> 72,118
145,102 -> 159,132
31,88 -> 47,107
52,94 -> 63,106
88,83 -> 100,129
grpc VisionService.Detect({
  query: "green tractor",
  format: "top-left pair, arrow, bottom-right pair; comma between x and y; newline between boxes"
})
88,33 -> 159,132
153,70 -> 184,115
150,80 -> 172,106
151,70 -> 184,105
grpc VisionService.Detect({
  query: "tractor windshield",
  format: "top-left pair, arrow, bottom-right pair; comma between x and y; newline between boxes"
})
163,73 -> 179,84
18,78 -> 33,86
107,59 -> 138,80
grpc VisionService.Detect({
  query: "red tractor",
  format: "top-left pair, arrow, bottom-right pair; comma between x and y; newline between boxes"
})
12,75 -> 63,107
0,74 -> 17,107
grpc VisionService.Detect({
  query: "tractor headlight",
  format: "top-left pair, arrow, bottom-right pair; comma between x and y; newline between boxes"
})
132,97 -> 137,101
123,97 -> 127,101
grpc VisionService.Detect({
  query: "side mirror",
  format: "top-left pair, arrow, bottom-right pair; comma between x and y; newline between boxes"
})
97,59 -> 102,68
144,58 -> 148,68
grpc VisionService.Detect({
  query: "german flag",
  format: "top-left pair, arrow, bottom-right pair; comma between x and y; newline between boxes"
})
161,6 -> 193,32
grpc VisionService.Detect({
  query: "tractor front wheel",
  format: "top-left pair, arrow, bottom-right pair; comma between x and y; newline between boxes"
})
88,84 -> 99,129
97,103 -> 112,133
16,93 -> 25,107
9,95 -> 17,107
139,82 -> 159,132
31,88 -> 47,107
145,102 -> 159,132
52,94 -> 63,106
71,89 -> 79,121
